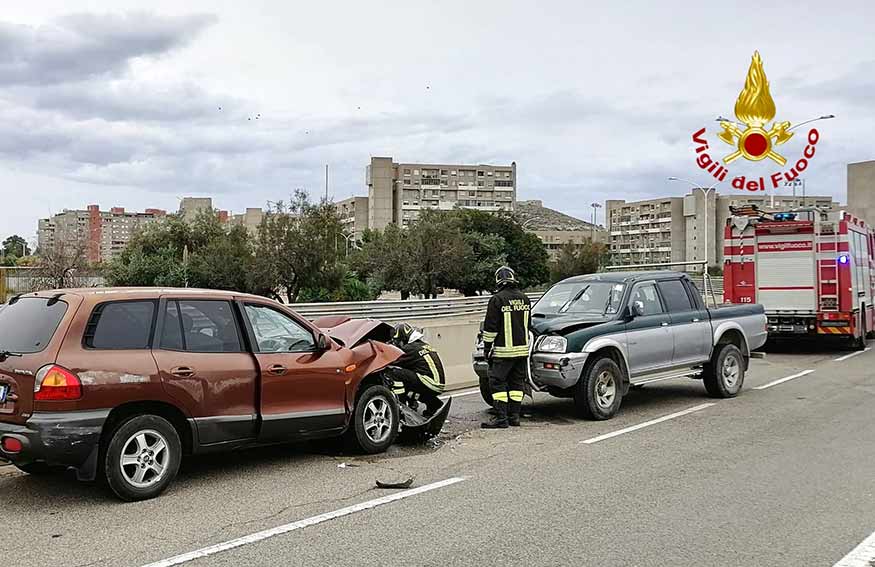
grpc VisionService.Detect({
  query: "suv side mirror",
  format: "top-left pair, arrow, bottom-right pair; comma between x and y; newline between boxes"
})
631,300 -> 646,317
316,333 -> 331,352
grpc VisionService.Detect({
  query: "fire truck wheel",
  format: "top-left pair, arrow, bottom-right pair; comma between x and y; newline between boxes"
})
703,344 -> 744,398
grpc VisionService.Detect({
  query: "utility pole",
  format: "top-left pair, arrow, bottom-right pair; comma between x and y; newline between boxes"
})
325,164 -> 329,202
590,202 -> 602,241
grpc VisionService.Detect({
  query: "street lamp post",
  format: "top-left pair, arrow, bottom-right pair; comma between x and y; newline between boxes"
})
590,202 -> 602,241
668,176 -> 720,280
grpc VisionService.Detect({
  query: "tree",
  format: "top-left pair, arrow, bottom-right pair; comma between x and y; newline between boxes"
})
406,209 -> 469,298
253,191 -> 345,303
454,232 -> 507,296
106,211 -> 256,292
550,240 -> 611,283
28,238 -> 90,290
2,235 -> 29,258
453,209 -> 549,290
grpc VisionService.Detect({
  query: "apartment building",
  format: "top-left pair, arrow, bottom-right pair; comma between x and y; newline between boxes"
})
336,196 -> 369,240
38,206 -> 167,264
847,160 -> 875,226
365,157 -> 517,231
607,191 -> 841,269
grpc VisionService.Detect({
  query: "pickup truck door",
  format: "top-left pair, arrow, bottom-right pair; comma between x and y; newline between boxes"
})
657,279 -> 712,366
239,301 -> 350,441
625,282 -> 674,376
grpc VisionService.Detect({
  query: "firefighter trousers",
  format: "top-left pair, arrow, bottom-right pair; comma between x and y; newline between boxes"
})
386,367 -> 443,414
488,357 -> 527,424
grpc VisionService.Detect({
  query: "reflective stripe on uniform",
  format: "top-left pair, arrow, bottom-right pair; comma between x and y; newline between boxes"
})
482,331 -> 497,342
504,311 -> 513,349
493,345 -> 530,357
417,373 -> 445,393
509,390 -> 524,402
492,392 -> 509,402
423,354 -> 443,388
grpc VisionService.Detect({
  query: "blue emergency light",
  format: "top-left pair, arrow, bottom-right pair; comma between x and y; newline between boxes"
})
774,212 -> 797,221
838,254 -> 850,264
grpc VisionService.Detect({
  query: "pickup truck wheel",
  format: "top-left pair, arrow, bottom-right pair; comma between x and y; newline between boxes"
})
574,357 -> 623,420
352,385 -> 399,454
703,344 -> 744,398
104,415 -> 181,502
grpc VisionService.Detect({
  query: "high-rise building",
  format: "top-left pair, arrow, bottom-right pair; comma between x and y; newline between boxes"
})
847,160 -> 875,226
364,157 -> 517,231
336,196 -> 369,240
607,191 -> 841,269
38,206 -> 167,264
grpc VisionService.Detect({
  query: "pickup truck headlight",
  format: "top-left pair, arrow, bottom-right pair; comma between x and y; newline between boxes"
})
538,336 -> 567,353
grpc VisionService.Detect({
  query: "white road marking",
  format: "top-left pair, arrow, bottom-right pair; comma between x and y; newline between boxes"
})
580,403 -> 716,445
834,347 -> 871,362
141,477 -> 465,567
754,369 -> 815,390
832,529 -> 875,566
440,388 -> 480,400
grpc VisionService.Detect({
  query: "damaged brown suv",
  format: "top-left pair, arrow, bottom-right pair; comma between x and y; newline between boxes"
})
0,288 -> 403,501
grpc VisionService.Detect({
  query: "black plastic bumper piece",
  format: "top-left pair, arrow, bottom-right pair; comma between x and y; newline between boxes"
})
0,410 -> 110,481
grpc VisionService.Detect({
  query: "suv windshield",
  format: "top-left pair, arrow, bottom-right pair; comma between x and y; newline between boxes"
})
535,281 -> 625,316
0,297 -> 68,354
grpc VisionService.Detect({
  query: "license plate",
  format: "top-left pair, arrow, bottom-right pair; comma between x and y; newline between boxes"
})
0,385 -> 7,403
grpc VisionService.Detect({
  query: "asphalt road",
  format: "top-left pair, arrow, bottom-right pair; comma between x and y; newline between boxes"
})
2,339 -> 874,567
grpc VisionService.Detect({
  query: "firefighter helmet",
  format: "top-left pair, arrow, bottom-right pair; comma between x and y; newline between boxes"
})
391,322 -> 423,346
495,266 -> 518,287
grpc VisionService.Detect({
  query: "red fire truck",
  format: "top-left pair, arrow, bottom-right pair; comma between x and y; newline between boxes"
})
723,208 -> 875,348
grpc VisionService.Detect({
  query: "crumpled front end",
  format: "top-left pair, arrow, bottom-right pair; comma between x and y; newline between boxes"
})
530,352 -> 589,390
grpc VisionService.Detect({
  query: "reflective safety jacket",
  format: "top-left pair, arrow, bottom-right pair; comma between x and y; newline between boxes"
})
482,286 -> 531,358
395,340 -> 446,393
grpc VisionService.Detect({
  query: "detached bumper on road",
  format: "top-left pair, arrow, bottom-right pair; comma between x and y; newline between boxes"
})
531,352 -> 589,390
0,410 -> 109,480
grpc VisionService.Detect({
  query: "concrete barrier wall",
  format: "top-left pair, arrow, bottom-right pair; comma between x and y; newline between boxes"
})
406,315 -> 482,391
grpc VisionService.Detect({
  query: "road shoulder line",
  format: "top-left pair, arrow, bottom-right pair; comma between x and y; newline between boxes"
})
141,477 -> 465,567
754,369 -> 815,390
834,347 -> 871,362
832,529 -> 875,566
580,403 -> 716,445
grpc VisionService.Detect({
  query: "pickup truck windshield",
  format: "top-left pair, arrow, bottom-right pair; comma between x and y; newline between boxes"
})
0,297 -> 68,353
535,282 -> 625,315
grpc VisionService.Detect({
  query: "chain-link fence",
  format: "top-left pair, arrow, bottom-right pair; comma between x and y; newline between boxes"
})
0,267 -> 105,303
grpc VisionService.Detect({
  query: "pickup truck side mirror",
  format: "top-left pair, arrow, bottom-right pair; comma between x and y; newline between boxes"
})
631,300 -> 646,317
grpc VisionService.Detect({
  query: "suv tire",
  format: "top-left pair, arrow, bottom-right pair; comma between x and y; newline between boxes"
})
351,385 -> 399,454
574,357 -> 623,420
703,344 -> 745,398
104,415 -> 182,502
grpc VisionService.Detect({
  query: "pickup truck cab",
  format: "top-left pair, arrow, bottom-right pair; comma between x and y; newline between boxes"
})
0,288 -> 404,500
474,271 -> 767,419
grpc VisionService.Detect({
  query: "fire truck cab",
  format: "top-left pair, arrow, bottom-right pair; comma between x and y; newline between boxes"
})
724,208 -> 874,349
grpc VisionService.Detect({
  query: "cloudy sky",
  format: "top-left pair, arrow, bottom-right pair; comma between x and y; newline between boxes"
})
1,0 -> 874,242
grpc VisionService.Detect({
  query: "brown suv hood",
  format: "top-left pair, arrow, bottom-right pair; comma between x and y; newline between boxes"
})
312,317 -> 395,348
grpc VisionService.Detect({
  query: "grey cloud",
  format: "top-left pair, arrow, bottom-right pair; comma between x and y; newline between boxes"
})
30,80 -> 239,122
0,12 -> 216,86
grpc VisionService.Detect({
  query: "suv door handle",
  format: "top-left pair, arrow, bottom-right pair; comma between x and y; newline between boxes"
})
661,322 -> 669,327
170,366 -> 195,378
692,318 -> 700,322
268,364 -> 287,376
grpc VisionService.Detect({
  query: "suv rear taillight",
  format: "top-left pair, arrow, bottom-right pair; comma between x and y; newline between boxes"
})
34,365 -> 82,401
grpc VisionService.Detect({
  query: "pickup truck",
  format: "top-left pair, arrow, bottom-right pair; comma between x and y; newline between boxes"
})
473,271 -> 767,419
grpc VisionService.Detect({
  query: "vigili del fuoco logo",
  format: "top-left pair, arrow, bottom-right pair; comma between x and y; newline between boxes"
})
690,51 -> 823,192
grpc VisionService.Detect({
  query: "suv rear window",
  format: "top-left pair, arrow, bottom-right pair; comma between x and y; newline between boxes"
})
84,301 -> 156,349
0,297 -> 68,354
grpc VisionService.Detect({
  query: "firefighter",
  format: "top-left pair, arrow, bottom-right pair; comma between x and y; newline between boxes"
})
481,266 -> 531,429
387,323 -> 446,417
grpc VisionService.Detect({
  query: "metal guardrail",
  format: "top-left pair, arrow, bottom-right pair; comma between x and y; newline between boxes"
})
289,278 -> 724,323
290,293 -> 544,322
